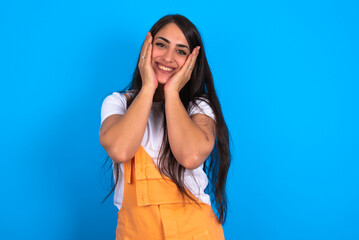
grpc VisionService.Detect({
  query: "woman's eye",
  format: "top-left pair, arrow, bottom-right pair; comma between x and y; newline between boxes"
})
155,42 -> 165,48
177,50 -> 187,56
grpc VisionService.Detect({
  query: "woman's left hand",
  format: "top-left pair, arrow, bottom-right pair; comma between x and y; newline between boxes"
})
164,46 -> 200,95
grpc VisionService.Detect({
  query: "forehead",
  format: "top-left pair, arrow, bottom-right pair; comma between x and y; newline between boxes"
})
154,23 -> 189,46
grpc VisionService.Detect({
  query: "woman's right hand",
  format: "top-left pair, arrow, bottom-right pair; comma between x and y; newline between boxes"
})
138,32 -> 158,91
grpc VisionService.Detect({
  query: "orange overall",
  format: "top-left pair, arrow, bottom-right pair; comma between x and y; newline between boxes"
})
116,146 -> 225,240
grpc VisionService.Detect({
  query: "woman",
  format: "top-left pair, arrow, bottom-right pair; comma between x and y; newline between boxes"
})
100,14 -> 230,240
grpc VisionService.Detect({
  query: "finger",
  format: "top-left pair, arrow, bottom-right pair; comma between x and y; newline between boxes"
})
139,32 -> 150,62
187,47 -> 199,67
188,46 -> 200,71
181,51 -> 195,72
139,33 -> 151,71
144,35 -> 153,65
181,46 -> 199,78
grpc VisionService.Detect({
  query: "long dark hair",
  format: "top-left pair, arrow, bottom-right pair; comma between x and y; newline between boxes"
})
104,14 -> 231,224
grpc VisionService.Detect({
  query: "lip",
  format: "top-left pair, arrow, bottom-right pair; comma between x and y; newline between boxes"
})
156,62 -> 175,74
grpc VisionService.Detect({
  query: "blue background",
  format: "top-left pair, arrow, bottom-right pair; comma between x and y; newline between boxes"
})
1,0 -> 358,239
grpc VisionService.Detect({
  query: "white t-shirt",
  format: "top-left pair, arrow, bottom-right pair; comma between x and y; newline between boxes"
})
100,91 -> 216,210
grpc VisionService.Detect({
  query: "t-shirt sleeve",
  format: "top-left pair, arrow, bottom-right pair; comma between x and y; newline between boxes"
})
188,97 -> 216,122
100,92 -> 128,125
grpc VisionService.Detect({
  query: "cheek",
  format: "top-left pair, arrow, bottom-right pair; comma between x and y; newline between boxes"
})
177,58 -> 187,69
150,48 -> 161,65
150,52 -> 157,66
151,47 -> 157,57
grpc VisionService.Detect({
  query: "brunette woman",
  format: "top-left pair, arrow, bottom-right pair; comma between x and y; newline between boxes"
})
100,14 -> 231,240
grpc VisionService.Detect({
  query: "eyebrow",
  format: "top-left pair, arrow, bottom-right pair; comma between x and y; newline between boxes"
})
156,37 -> 189,49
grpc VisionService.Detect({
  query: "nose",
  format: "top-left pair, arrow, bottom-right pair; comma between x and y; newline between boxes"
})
162,49 -> 175,63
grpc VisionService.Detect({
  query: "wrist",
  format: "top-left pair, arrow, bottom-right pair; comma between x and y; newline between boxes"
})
140,85 -> 156,97
141,83 -> 156,93
164,89 -> 180,100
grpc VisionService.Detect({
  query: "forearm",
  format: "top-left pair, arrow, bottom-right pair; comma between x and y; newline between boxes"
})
101,87 -> 155,162
165,91 -> 210,169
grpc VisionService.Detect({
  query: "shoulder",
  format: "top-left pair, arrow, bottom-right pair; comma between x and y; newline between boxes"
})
102,90 -> 136,106
102,91 -> 126,103
188,96 -> 216,122
100,91 -> 134,124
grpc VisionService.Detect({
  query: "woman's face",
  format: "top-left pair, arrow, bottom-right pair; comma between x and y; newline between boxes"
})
151,23 -> 190,85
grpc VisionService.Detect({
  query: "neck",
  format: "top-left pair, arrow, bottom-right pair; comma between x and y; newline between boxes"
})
153,84 -> 165,102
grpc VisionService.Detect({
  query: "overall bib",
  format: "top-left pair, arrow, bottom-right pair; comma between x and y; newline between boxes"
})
116,146 -> 225,240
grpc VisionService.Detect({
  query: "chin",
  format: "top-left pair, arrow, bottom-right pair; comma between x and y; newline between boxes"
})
156,75 -> 170,85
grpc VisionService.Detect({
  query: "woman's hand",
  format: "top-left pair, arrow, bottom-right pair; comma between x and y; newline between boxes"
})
138,32 -> 158,91
164,46 -> 200,95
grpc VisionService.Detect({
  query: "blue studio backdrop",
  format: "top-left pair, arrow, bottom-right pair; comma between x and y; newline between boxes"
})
1,0 -> 358,239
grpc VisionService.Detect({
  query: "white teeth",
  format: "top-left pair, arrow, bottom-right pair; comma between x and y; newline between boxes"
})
158,64 -> 173,72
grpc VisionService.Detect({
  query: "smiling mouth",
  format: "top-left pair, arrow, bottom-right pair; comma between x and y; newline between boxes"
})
157,63 -> 174,72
